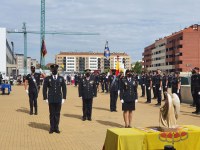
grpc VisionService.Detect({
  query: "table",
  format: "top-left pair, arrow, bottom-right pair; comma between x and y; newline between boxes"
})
103,125 -> 200,150
0,84 -> 12,94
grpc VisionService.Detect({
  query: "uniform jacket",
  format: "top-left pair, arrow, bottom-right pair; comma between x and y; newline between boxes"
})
145,75 -> 152,87
26,73 -> 41,91
78,76 -> 97,99
108,75 -> 120,92
171,76 -> 181,89
43,75 -> 67,103
191,74 -> 200,92
155,74 -> 162,87
162,75 -> 168,87
120,77 -> 137,102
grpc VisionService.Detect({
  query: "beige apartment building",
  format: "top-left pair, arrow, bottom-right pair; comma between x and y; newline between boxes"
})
55,52 -> 131,73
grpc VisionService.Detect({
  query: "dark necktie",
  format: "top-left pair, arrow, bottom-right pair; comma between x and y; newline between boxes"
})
54,75 -> 56,80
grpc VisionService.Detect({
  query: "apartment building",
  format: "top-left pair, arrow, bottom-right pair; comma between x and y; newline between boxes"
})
55,52 -> 131,73
143,24 -> 200,72
15,54 -> 39,71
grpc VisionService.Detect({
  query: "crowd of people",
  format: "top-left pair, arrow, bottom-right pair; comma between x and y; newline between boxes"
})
20,64 -> 200,133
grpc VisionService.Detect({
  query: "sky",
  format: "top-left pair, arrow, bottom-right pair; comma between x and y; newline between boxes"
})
0,0 -> 200,64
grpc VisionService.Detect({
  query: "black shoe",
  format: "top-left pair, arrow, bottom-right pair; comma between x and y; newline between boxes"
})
192,111 -> 198,114
140,95 -> 144,97
54,130 -> 60,134
128,125 -> 132,128
49,130 -> 53,134
145,101 -> 149,103
113,110 -> 117,112
82,117 -> 86,121
155,103 -> 161,106
87,118 -> 92,121
34,107 -> 38,115
30,112 -> 33,115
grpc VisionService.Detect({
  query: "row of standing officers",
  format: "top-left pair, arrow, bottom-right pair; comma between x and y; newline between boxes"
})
24,64 -> 200,133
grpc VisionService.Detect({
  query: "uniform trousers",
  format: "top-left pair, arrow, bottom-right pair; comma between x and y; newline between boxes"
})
49,103 -> 61,131
146,86 -> 151,102
82,98 -> 93,119
110,91 -> 118,111
152,85 -> 157,98
141,85 -> 145,96
29,88 -> 38,109
156,85 -> 162,103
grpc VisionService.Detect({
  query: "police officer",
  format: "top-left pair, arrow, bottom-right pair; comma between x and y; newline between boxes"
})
171,71 -> 182,103
140,71 -> 146,97
162,72 -> 168,100
104,73 -> 109,93
152,71 -> 157,99
108,69 -> 120,112
191,67 -> 200,114
145,72 -> 152,103
78,69 -> 97,121
24,66 -> 43,115
43,64 -> 67,134
120,69 -> 137,128
100,73 -> 106,93
191,69 -> 197,107
155,69 -> 162,106
0,72 -> 3,84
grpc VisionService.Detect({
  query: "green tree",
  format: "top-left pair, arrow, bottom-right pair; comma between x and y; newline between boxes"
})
132,61 -> 142,74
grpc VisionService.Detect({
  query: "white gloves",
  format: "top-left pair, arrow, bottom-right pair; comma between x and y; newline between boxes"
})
62,99 -> 65,104
25,89 -> 29,94
118,90 -> 120,95
177,89 -> 179,93
39,68 -> 43,73
148,87 -> 151,90
198,92 -> 200,95
165,86 -> 167,88
153,86 -> 155,87
45,99 -> 48,104
135,99 -> 138,103
120,99 -> 124,103
143,84 -> 145,86
79,97 -> 82,99
159,87 -> 161,91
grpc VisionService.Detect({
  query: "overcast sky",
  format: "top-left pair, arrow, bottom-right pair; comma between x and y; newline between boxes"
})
0,0 -> 200,64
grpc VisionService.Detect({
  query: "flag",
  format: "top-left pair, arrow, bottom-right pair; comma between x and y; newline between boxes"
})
41,39 -> 47,57
104,41 -> 110,59
115,56 -> 120,76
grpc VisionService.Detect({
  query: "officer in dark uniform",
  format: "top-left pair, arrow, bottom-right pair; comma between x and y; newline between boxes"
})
0,72 -> 3,84
162,72 -> 168,100
155,69 -> 162,106
108,69 -> 120,112
104,73 -> 109,93
132,72 -> 139,101
120,69 -> 137,128
171,71 -> 182,103
78,69 -> 97,121
145,72 -> 152,103
168,73 -> 173,88
43,64 -> 67,134
100,73 -> 106,92
24,66 -> 43,115
152,71 -> 157,99
140,71 -> 146,97
191,69 -> 197,107
74,74 -> 78,86
191,67 -> 200,114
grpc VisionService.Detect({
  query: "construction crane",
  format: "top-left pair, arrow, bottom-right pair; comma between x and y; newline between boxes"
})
7,0 -> 99,75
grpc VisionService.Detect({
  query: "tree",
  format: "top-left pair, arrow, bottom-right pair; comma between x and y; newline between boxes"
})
132,61 -> 142,74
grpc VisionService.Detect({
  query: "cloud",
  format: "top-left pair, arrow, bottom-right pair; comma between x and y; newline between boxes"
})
0,0 -> 200,64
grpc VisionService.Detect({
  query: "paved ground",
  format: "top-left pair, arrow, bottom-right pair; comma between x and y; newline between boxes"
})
0,85 -> 200,150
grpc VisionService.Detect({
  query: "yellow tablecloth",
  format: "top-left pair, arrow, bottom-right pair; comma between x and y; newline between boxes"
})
103,125 -> 200,150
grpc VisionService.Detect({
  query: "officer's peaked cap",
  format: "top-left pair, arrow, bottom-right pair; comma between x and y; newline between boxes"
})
194,67 -> 199,71
31,66 -> 35,69
85,69 -> 91,72
50,64 -> 59,69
